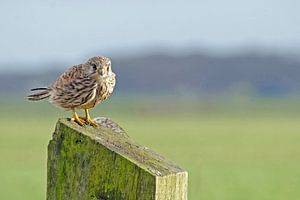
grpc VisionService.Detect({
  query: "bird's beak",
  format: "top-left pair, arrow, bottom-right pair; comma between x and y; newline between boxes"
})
97,68 -> 104,76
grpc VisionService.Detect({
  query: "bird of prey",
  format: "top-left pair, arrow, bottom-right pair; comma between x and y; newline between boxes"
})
27,56 -> 116,127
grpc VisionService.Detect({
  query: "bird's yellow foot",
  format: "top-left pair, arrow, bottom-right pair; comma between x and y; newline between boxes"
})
79,116 -> 98,127
72,112 -> 85,126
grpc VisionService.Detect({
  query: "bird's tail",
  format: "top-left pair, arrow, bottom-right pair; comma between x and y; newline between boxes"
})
27,87 -> 51,101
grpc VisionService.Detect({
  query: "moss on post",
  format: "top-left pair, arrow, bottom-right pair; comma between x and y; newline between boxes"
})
47,118 -> 188,200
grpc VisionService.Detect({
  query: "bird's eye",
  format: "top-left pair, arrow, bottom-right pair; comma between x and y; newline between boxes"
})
92,64 -> 97,70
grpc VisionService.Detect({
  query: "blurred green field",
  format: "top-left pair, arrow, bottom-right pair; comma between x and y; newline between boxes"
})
0,96 -> 300,200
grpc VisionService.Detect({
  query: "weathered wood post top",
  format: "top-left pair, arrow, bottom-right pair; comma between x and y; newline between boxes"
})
47,118 -> 188,200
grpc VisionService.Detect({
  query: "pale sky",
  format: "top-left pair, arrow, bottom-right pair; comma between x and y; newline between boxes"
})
0,0 -> 299,70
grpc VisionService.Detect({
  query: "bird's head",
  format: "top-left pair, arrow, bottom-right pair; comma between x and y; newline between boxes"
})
86,56 -> 113,77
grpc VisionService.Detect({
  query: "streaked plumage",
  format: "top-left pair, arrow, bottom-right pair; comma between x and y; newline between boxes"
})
28,56 -> 116,126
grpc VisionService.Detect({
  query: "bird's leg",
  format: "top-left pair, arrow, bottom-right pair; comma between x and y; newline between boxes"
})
71,109 -> 85,126
79,109 -> 98,127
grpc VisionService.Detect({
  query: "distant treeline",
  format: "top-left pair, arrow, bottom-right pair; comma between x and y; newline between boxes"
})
1,52 -> 300,96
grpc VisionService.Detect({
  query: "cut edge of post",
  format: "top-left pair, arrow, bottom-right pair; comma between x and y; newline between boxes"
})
155,171 -> 188,200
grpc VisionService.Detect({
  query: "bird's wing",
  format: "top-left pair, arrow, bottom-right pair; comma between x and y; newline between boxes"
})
50,64 -> 98,109
52,64 -> 87,87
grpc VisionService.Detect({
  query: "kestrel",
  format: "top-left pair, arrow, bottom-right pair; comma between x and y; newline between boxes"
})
27,56 -> 116,127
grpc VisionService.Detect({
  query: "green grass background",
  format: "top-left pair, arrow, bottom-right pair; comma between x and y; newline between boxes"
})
0,96 -> 300,199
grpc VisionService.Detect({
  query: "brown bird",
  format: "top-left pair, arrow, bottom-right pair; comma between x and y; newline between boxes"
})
27,56 -> 116,127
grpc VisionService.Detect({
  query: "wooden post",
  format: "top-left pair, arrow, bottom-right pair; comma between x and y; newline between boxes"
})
47,118 -> 188,200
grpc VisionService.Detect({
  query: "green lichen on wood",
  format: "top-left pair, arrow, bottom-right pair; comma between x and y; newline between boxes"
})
47,118 -> 188,200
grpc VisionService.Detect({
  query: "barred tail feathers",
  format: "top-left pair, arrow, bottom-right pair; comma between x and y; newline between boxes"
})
27,87 -> 51,101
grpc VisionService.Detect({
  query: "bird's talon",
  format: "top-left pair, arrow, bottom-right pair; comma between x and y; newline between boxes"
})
79,116 -> 87,121
88,119 -> 98,127
79,116 -> 98,127
72,112 -> 85,126
72,117 -> 85,126
86,118 -> 98,127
